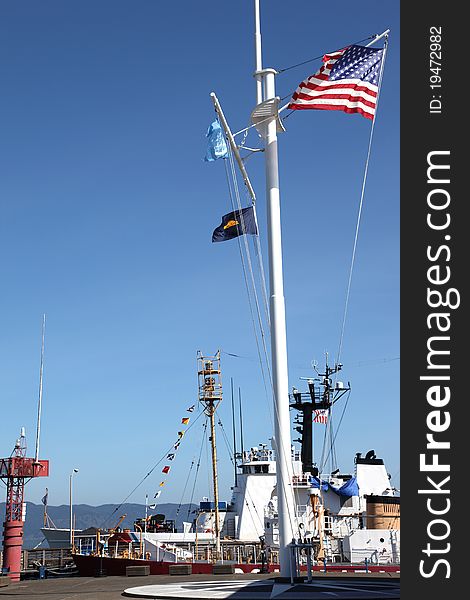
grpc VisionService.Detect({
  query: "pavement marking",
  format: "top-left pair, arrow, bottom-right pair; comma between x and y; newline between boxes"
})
270,582 -> 291,598
124,577 -> 400,599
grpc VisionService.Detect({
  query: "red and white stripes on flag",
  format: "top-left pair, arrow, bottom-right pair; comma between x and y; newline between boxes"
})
313,409 -> 328,424
288,45 -> 382,120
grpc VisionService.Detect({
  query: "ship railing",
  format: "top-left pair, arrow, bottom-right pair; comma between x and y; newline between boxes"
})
292,474 -> 311,486
291,450 -> 302,462
241,449 -> 273,463
349,547 -> 400,565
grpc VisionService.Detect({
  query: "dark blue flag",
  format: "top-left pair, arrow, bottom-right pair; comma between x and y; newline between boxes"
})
212,206 -> 258,243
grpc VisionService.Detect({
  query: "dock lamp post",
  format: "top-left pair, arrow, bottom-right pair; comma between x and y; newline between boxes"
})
69,468 -> 79,548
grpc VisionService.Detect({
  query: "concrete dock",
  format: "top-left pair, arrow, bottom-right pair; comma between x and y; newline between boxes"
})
0,572 -> 399,599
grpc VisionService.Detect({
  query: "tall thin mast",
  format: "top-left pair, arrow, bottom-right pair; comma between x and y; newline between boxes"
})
253,0 -> 295,578
230,378 -> 238,487
238,387 -> 244,456
34,314 -> 46,463
197,351 -> 223,560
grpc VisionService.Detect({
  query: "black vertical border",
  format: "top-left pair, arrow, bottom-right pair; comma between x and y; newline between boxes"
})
401,2 -> 464,598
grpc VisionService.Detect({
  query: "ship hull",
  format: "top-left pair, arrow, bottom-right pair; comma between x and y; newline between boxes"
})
72,554 -> 400,577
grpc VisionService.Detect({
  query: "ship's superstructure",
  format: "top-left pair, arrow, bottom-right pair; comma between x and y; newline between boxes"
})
191,357 -> 399,565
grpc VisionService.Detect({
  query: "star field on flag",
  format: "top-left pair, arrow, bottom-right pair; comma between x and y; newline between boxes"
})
288,45 -> 384,120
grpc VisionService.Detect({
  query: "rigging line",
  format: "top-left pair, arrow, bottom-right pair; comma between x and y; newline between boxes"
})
215,417 -> 264,527
318,412 -> 330,476
349,356 -> 400,368
222,115 -> 298,533
222,159 -> 270,396
320,390 -> 352,472
241,237 -> 300,533
281,110 -> 296,121
277,35 -> 376,73
225,151 -> 297,533
229,147 -> 266,335
217,419 -> 235,466
335,35 -> 390,371
227,147 -> 274,396
223,151 -> 273,425
319,403 -> 337,472
217,420 -> 265,533
217,418 -> 264,527
221,350 -> 255,360
330,412 -> 338,471
319,416 -> 330,475
252,236 -> 270,327
242,183 -> 270,328
186,421 -> 208,523
176,459 -> 195,517
100,409 -> 205,527
226,152 -> 266,388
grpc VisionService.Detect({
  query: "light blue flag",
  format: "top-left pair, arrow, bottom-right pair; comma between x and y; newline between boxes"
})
204,119 -> 228,162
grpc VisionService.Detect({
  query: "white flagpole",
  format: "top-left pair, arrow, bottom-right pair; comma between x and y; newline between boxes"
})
254,0 -> 263,105
366,29 -> 390,47
253,0 -> 295,578
209,92 -> 257,204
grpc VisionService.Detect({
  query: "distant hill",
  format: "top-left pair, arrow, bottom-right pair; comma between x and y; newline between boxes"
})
0,502 -> 197,549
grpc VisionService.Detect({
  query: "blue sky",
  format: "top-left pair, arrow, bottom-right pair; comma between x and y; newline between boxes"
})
0,1 -> 399,508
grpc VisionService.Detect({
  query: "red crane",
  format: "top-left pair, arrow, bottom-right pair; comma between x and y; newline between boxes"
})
1,317 -> 50,582
1,430 -> 49,581
1,432 -> 49,581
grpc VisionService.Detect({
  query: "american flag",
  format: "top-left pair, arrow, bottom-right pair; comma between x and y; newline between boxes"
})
313,409 -> 329,424
288,45 -> 384,120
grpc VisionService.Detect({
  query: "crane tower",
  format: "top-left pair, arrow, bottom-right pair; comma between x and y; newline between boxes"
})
1,429 -> 49,581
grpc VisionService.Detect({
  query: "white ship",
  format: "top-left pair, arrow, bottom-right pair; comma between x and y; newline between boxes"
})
43,360 -> 399,568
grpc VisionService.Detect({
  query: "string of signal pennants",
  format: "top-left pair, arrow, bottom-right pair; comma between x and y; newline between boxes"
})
153,404 -> 196,499
147,400 -> 326,503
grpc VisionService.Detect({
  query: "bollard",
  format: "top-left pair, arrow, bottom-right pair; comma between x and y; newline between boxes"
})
365,558 -> 369,573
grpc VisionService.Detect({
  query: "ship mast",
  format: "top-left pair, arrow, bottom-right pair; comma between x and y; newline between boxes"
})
253,0 -> 296,577
197,350 -> 223,560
